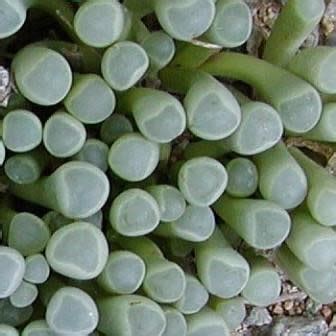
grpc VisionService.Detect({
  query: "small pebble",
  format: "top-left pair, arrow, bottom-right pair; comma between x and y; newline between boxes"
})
284,301 -> 294,311
273,304 -> 284,315
295,307 -> 303,315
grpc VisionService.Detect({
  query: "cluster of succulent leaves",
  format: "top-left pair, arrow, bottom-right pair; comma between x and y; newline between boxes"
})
0,0 -> 335,335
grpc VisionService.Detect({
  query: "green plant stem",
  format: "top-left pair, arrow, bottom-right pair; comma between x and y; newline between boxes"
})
195,227 -> 250,298
289,147 -> 336,226
210,297 -> 246,331
262,0 -> 325,67
253,141 -> 308,209
154,205 -> 215,242
241,253 -> 281,307
186,307 -> 230,336
213,194 -> 291,249
161,306 -> 187,336
0,202 -> 50,256
10,280 -> 38,308
170,43 -> 221,69
286,208 -> 336,270
98,295 -> 166,336
6,161 -> 109,219
173,273 -> 209,315
302,103 -> 336,142
160,67 -> 242,140
275,245 -> 336,304
287,47 -> 336,94
118,87 -> 186,144
199,51 -> 322,134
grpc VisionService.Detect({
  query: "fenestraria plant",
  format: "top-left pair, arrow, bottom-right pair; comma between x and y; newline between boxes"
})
1,0 -> 336,334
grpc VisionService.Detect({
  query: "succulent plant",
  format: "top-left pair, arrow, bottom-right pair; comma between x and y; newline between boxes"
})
1,0 -> 336,334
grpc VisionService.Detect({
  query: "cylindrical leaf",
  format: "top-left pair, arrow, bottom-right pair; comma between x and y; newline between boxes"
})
276,245 -> 336,304
3,212 -> 50,256
226,158 -> 258,197
141,31 -> 175,72
200,52 -> 322,134
184,75 -> 241,140
146,185 -> 186,222
97,251 -> 146,294
2,110 -> 42,153
254,142 -> 308,209
303,103 -> 336,142
46,287 -> 99,335
9,281 -> 38,308
64,74 -> 116,124
0,324 -> 19,336
0,0 -> 26,39
43,111 -> 86,158
290,147 -> 336,226
102,41 -> 149,91
74,0 -> 125,48
46,222 -> 109,280
110,188 -> 160,236
286,209 -> 336,270
226,101 -> 283,155
153,0 -> 216,41
205,0 -> 252,48
195,228 -> 250,298
22,320 -> 53,336
73,138 -> 109,172
4,149 -> 48,184
177,157 -> 228,206
108,133 -> 160,182
161,306 -> 187,336
211,297 -> 246,331
119,88 -> 186,143
213,195 -> 291,249
241,255 -> 281,306
24,254 -> 50,284
12,47 -> 72,105
98,295 -> 166,336
288,47 -> 336,94
263,0 -> 326,66
186,308 -> 230,336
154,205 -> 215,242
117,236 -> 186,303
0,247 -> 25,299
8,161 -> 110,219
173,274 -> 209,315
